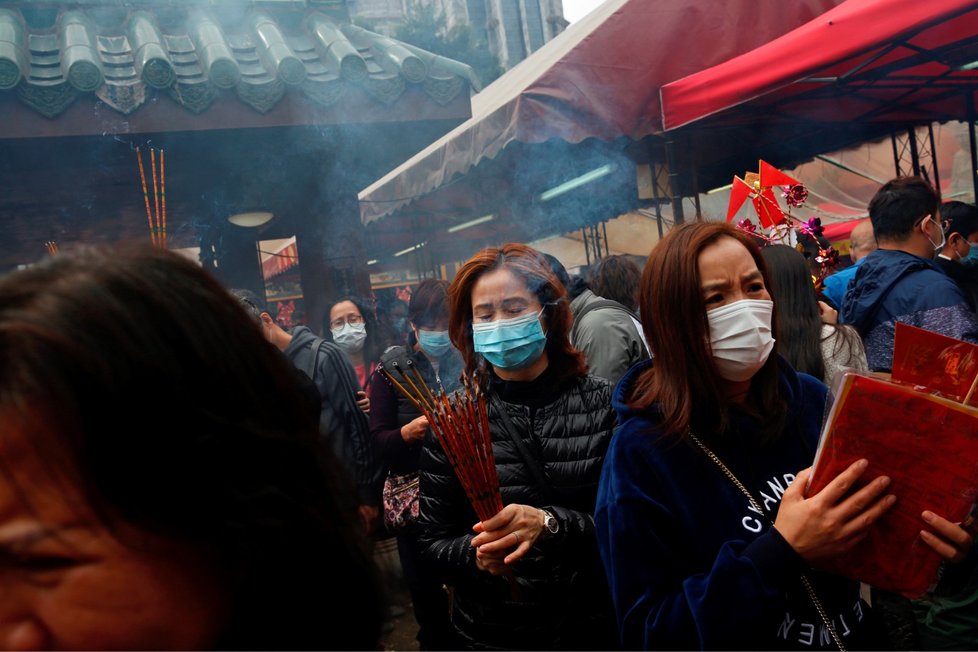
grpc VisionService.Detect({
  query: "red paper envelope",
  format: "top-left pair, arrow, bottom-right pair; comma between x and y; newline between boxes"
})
808,372 -> 978,597
891,322 -> 978,405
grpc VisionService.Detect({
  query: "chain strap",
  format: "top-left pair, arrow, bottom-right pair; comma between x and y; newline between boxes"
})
687,431 -> 847,652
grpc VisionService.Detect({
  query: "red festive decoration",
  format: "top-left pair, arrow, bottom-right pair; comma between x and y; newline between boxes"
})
726,160 -> 801,228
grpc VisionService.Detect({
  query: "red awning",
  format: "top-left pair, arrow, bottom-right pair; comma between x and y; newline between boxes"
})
660,0 -> 978,131
261,237 -> 299,279
359,0 -> 842,227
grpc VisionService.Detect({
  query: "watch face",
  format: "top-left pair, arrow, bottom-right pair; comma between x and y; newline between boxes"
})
545,513 -> 559,534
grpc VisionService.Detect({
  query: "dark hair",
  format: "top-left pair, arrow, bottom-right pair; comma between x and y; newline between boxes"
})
229,288 -> 266,325
941,200 -> 978,240
868,176 -> 940,243
324,295 -> 385,364
760,245 -> 825,379
448,243 -> 587,383
543,252 -> 587,300
589,255 -> 642,311
628,223 -> 786,441
760,245 -> 863,384
408,279 -> 450,328
0,247 -> 382,650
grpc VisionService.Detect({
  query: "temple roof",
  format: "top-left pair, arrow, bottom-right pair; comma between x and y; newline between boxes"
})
0,3 -> 479,118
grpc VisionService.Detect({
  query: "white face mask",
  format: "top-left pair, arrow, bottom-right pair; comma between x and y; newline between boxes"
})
707,299 -> 775,382
331,322 -> 367,353
924,216 -> 946,257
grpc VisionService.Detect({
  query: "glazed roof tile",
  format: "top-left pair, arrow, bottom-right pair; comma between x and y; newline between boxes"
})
0,5 -> 478,117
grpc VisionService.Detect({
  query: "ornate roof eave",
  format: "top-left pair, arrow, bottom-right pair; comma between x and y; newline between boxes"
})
0,6 -> 479,119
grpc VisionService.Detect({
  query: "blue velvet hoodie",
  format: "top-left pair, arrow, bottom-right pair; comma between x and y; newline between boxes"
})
595,359 -> 883,650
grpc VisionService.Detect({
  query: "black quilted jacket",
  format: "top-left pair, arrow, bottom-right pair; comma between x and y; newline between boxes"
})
417,374 -> 619,650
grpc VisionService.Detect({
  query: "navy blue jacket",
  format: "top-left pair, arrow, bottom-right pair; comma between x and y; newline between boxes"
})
595,359 -> 883,650
840,249 -> 978,371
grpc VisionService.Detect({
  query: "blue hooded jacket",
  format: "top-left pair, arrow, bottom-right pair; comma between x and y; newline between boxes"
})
840,249 -> 978,371
595,359 -> 883,650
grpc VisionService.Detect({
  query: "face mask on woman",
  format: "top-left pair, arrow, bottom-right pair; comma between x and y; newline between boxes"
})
707,299 -> 775,382
332,322 -> 367,353
418,329 -> 452,358
472,309 -> 546,370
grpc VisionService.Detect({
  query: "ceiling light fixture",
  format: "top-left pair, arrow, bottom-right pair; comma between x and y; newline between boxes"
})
447,214 -> 495,233
540,164 -> 614,202
394,242 -> 427,257
228,211 -> 274,227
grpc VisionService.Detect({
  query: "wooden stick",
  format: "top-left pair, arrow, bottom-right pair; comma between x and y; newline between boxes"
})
963,370 -> 978,406
379,367 -> 424,413
150,148 -> 161,248
160,149 -> 167,250
136,148 -> 156,247
406,359 -> 439,407
394,361 -> 433,412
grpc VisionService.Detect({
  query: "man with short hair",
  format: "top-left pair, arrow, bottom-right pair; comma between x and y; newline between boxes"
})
935,200 -> 978,311
544,254 -> 649,385
232,289 -> 381,533
822,219 -> 877,308
841,177 -> 978,371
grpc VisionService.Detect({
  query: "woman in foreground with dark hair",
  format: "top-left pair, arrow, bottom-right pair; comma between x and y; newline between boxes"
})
761,244 -> 867,385
0,247 -> 382,650
417,243 -> 618,650
594,222 -> 971,650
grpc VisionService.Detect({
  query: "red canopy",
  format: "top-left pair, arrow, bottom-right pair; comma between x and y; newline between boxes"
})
661,0 -> 978,131
359,0 -> 842,231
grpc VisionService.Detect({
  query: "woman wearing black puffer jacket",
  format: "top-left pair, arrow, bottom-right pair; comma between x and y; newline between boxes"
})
417,244 -> 619,651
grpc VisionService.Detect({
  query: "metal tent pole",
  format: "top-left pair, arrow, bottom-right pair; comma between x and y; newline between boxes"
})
968,93 -> 978,203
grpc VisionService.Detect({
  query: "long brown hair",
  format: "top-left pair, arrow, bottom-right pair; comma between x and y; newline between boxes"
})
629,222 -> 786,442
448,243 -> 587,383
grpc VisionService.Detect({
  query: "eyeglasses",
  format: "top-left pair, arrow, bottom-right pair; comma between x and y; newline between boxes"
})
329,314 -> 365,330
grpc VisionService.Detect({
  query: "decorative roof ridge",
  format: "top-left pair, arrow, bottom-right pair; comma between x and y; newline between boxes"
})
1,5 -> 476,117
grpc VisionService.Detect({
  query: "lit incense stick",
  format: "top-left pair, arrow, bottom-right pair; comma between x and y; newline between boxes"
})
136,148 -> 156,247
160,149 -> 167,250
150,148 -> 161,248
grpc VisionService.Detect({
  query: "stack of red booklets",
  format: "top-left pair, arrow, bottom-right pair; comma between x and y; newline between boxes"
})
807,324 -> 978,597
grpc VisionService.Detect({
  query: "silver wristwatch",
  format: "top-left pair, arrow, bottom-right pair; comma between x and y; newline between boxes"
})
541,509 -> 559,537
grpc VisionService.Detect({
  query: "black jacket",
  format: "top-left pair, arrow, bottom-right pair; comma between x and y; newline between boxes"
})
417,372 -> 618,650
284,326 -> 381,505
369,345 -> 463,475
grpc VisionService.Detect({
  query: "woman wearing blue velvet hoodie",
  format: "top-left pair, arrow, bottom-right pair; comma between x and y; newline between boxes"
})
595,222 -> 973,650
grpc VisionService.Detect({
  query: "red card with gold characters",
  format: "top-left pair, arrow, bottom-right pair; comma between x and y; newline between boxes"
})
891,322 -> 978,405
808,371 -> 978,597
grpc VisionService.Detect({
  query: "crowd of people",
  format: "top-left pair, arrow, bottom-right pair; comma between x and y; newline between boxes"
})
0,175 -> 976,650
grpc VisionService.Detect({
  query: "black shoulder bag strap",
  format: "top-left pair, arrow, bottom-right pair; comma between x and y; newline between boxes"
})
489,392 -> 554,503
687,430 -> 847,652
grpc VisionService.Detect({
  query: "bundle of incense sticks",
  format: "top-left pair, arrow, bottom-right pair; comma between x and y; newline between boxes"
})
381,361 -> 503,521
381,361 -> 521,599
44,241 -> 59,255
135,147 -> 167,249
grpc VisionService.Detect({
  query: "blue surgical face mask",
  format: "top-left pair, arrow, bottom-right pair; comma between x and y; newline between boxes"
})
962,243 -> 978,267
418,329 -> 452,358
472,308 -> 547,370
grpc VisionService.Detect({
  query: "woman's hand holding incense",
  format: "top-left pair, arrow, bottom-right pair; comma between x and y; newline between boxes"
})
471,504 -> 546,569
400,416 -> 429,444
774,461 -> 896,564
919,510 -> 975,562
